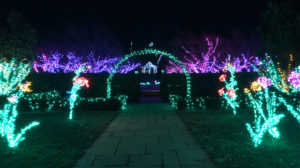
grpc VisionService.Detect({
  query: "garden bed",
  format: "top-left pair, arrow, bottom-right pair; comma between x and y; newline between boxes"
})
0,110 -> 119,168
177,109 -> 300,168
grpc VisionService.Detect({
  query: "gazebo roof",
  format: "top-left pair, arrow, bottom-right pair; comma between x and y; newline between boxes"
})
142,61 -> 157,68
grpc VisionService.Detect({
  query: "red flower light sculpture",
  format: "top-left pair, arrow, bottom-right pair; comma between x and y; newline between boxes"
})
227,88 -> 236,97
219,74 -> 227,82
73,77 -> 89,88
218,87 -> 225,96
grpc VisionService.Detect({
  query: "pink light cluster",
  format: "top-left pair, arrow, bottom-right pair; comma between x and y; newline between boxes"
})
288,71 -> 300,89
165,37 -> 260,74
257,77 -> 272,88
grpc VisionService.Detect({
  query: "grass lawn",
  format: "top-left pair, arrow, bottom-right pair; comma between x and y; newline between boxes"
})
0,110 -> 118,168
177,108 -> 300,168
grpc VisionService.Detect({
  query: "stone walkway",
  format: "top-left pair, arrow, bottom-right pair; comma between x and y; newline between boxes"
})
74,102 -> 214,168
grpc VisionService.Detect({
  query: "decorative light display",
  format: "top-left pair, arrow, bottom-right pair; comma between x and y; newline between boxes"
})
169,94 -> 182,110
68,66 -> 90,120
254,54 -> 291,94
219,74 -> 227,82
244,87 -> 285,147
250,81 -> 262,92
287,69 -> 300,91
33,52 -> 141,73
0,59 -> 31,95
19,81 -> 33,93
165,37 -> 260,74
0,59 -> 39,148
257,77 -> 272,89
76,95 -> 128,110
106,48 -> 192,108
218,64 -> 239,115
278,97 -> 300,124
196,97 -> 206,110
22,90 -> 67,111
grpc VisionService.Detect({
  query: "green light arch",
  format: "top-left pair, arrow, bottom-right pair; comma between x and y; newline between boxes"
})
106,48 -> 191,102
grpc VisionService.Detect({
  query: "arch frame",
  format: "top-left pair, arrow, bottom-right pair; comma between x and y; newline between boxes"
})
106,48 -> 192,106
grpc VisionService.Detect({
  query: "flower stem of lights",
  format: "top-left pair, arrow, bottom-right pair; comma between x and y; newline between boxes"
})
218,64 -> 239,115
278,97 -> 300,124
68,65 -> 90,120
244,88 -> 285,147
0,59 -> 39,148
107,48 -> 192,107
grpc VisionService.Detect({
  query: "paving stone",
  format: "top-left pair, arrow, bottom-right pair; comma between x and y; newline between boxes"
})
93,155 -> 128,167
116,140 -> 146,155
85,138 -> 120,155
75,156 -> 96,167
177,150 -> 212,167
129,155 -> 162,167
111,131 -> 135,138
163,153 -> 181,168
75,103 -> 214,168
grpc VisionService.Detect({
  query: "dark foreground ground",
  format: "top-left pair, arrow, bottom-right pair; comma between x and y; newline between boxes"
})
177,108 -> 300,168
0,110 -> 118,168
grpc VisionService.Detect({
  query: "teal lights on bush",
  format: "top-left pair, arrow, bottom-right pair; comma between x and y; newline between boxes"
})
0,59 -> 39,148
22,90 -> 66,110
106,48 -> 192,106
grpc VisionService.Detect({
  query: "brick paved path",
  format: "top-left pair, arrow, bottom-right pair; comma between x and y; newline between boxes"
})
74,103 -> 214,168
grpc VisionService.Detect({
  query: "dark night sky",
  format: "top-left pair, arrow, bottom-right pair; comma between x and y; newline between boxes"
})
0,0 -> 299,51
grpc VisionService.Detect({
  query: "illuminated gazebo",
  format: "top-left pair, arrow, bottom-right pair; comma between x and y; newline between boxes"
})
142,61 -> 158,74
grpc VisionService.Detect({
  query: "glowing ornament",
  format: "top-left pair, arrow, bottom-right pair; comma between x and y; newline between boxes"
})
250,81 -> 262,92
287,71 -> 300,90
257,77 -> 272,89
73,77 -> 89,88
244,88 -> 250,94
226,88 -> 236,97
19,81 -> 32,93
7,95 -> 18,104
219,74 -> 227,82
218,87 -> 225,96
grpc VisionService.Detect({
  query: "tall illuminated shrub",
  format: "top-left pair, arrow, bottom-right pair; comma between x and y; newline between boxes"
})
0,59 -> 39,148
218,64 -> 239,115
244,77 -> 285,147
254,55 -> 300,124
68,65 -> 89,120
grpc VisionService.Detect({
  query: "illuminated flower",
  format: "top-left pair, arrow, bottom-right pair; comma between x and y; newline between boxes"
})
227,88 -> 236,97
257,77 -> 272,88
219,74 -> 227,82
73,77 -> 89,88
19,81 -> 32,93
218,87 -> 225,96
251,81 -> 262,92
7,94 -> 18,103
244,88 -> 250,94
287,71 -> 300,89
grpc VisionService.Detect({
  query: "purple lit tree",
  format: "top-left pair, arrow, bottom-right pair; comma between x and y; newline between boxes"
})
165,32 -> 261,73
33,52 -> 141,73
